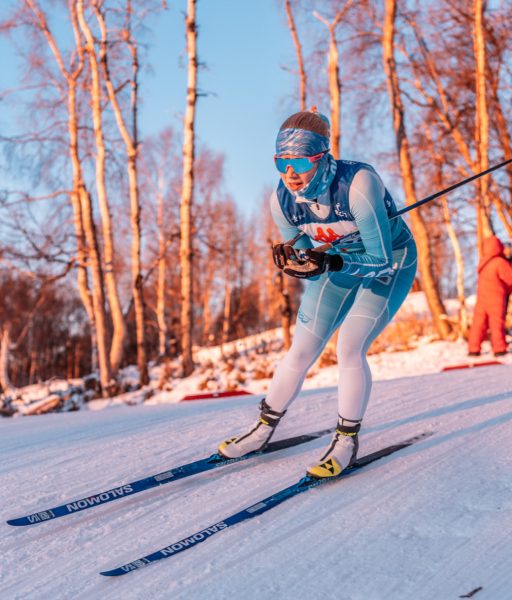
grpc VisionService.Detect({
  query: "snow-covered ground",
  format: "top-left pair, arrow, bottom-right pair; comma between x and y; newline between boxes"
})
138,335 -> 511,407
5,292 -> 509,415
1,354 -> 511,599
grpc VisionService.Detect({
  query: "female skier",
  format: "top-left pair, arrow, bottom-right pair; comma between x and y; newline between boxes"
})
218,108 -> 418,478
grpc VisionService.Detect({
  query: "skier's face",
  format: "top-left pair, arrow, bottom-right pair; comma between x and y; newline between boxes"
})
280,162 -> 318,192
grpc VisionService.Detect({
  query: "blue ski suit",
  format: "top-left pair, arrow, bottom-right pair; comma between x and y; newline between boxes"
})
266,160 -> 417,421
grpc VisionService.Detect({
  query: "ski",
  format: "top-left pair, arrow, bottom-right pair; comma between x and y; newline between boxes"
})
6,426 -> 335,527
100,431 -> 432,577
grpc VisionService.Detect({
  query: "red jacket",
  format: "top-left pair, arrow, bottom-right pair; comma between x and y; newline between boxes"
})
476,236 -> 512,304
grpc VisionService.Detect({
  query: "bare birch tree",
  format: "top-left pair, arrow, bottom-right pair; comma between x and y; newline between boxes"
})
313,1 -> 353,159
487,63 -> 512,224
157,195 -> 169,358
284,0 -> 308,111
77,0 -> 127,375
139,127 -> 181,358
402,7 -> 509,246
424,126 -> 469,336
180,0 -> 198,376
473,0 -> 494,251
0,326 -> 15,396
24,0 -> 113,391
93,1 -> 148,384
383,0 -> 453,339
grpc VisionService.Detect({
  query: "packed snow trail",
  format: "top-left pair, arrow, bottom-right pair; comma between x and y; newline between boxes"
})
100,433 -> 431,576
1,364 -> 511,599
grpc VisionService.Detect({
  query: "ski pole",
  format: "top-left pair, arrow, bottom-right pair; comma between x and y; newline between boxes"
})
283,231 -> 307,247
393,157 -> 512,219
288,158 -> 512,252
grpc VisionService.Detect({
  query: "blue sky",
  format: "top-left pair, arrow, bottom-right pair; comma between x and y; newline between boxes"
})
0,0 -> 395,216
139,1 -> 401,213
137,0 -> 308,212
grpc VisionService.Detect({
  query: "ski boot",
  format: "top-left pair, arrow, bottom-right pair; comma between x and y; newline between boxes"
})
307,420 -> 361,479
218,399 -> 286,459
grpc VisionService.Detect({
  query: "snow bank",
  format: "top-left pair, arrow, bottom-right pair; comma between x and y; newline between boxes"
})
2,291 -> 510,415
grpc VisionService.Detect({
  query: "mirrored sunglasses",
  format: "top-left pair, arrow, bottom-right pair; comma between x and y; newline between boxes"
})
274,151 -> 327,174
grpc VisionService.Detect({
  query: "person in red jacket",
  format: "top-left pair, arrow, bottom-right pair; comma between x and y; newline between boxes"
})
468,235 -> 512,357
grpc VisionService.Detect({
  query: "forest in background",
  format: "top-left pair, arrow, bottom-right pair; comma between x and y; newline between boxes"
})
0,0 -> 511,398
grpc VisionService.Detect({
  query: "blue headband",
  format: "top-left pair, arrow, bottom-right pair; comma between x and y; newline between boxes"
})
275,127 -> 329,157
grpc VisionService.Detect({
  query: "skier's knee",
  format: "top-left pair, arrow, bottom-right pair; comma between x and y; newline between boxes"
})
337,336 -> 366,367
285,339 -> 322,371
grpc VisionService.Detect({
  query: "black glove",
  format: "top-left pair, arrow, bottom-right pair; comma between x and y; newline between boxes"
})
272,243 -> 301,270
283,248 -> 343,279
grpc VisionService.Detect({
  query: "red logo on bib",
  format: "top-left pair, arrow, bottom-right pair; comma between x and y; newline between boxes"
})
314,227 -> 342,243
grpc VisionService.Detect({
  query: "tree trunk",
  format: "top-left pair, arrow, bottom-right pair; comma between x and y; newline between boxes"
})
284,0 -> 307,111
488,69 -> 512,222
157,185 -> 169,357
72,5 -> 112,393
222,281 -> 231,345
78,186 -> 113,392
68,84 -> 102,378
327,25 -> 341,159
313,2 -> 353,160
201,288 -> 210,345
199,254 -> 215,345
383,0 -> 453,339
76,342 -> 84,378
28,0 -> 111,390
404,21 -> 492,247
65,5 -> 98,375
424,124 -> 468,337
180,0 -> 198,376
408,15 -> 499,253
94,4 -> 148,384
77,0 -> 126,375
473,0 -> 494,252
441,196 -> 468,336
0,326 -> 15,395
490,193 -> 512,239
29,347 -> 38,385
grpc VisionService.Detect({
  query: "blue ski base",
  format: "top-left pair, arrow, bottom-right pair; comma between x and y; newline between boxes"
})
100,431 -> 432,577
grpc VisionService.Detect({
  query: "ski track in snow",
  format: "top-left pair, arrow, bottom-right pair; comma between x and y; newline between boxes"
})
1,365 -> 512,600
